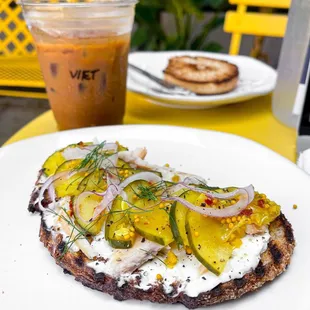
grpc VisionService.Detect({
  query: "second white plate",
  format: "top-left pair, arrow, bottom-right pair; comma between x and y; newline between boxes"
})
127,51 -> 277,109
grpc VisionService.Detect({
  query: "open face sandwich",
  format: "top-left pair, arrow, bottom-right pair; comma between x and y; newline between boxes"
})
29,141 -> 295,309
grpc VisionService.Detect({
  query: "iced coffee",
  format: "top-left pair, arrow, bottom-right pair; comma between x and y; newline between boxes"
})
22,1 -> 137,130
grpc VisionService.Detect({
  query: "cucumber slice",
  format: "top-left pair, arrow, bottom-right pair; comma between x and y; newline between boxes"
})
74,193 -> 105,236
43,150 -> 66,177
55,159 -> 82,174
186,210 -> 233,276
131,205 -> 174,246
43,143 -> 92,177
105,197 -> 134,249
170,191 -> 200,247
117,143 -> 128,152
122,180 -> 174,246
54,172 -> 86,198
77,169 -> 107,193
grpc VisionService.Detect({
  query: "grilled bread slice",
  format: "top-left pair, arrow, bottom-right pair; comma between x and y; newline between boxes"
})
30,185 -> 294,309
164,56 -> 239,95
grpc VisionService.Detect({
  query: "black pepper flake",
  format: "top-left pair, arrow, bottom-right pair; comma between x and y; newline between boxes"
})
164,278 -> 167,281
141,238 -> 146,243
202,277 -> 206,280
201,203 -> 206,207
182,265 -> 185,268
96,262 -> 99,266
46,273 -> 49,276
179,284 -> 182,288
156,228 -> 159,231
186,279 -> 191,283
239,272 -> 242,275
2,291 -> 4,294
213,261 -> 217,264
198,244 -> 201,250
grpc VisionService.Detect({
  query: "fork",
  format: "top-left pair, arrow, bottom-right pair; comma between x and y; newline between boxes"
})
128,63 -> 195,96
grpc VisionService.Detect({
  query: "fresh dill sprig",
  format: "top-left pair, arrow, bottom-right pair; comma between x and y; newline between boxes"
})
75,141 -> 108,171
137,184 -> 158,201
45,207 -> 88,258
132,181 -> 168,202
71,141 -> 117,192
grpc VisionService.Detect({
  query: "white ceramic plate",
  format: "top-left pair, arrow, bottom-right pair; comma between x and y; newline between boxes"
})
127,51 -> 277,109
0,125 -> 309,310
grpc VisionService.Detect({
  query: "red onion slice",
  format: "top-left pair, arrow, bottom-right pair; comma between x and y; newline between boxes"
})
92,172 -> 162,220
162,187 -> 252,218
92,184 -> 120,220
168,183 -> 254,204
73,191 -> 103,225
37,171 -> 71,212
48,184 -> 56,204
119,172 -> 162,189
162,185 -> 254,218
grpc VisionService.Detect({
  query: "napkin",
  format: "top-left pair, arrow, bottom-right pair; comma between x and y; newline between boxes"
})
297,149 -> 310,174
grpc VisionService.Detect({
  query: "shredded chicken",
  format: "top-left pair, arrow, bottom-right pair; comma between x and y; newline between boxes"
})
108,237 -> 164,277
246,224 -> 267,235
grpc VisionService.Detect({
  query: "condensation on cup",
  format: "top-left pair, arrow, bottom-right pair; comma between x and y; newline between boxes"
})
21,0 -> 137,130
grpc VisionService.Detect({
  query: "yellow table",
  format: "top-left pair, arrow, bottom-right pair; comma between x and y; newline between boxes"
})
5,92 -> 296,162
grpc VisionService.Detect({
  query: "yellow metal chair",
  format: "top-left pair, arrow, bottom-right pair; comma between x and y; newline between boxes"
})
224,0 -> 291,55
0,0 -> 47,99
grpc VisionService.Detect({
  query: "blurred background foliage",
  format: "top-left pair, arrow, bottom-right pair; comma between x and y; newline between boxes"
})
131,0 -> 230,52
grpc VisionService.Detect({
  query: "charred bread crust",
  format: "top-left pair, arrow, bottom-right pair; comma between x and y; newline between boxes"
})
37,210 -> 295,309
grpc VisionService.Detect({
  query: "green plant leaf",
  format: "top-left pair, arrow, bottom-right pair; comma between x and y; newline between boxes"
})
202,41 -> 223,52
133,0 -> 227,51
180,0 -> 204,18
131,26 -> 150,48
144,37 -> 160,51
165,0 -> 186,46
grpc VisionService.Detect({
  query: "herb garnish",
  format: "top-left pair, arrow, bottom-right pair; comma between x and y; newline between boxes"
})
132,181 -> 168,202
75,141 -> 111,172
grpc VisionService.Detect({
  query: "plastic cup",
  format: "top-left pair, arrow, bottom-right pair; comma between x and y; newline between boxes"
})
21,0 -> 137,130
